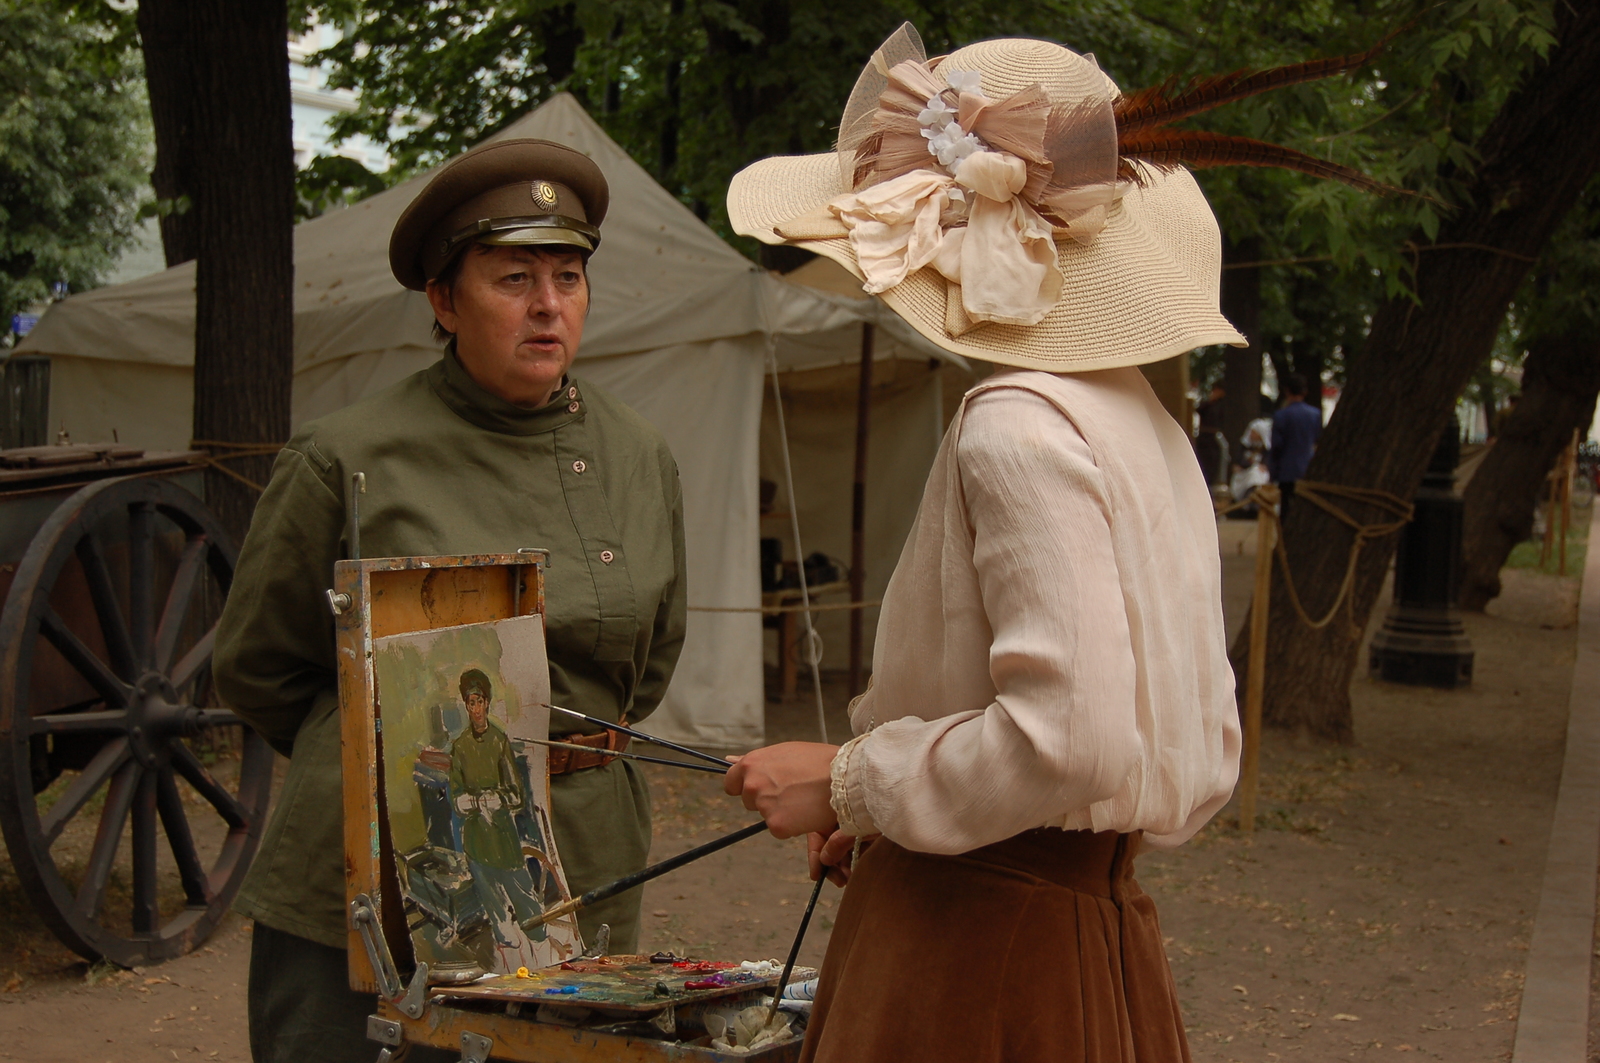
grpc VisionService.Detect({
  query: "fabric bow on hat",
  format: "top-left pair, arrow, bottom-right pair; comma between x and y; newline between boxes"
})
776,30 -> 1121,331
768,22 -> 1404,337
736,23 -> 1403,368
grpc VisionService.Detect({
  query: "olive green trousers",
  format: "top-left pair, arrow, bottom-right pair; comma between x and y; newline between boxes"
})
246,923 -> 456,1063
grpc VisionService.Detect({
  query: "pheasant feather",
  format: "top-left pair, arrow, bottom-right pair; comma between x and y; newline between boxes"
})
1118,129 -> 1395,195
1114,27 -> 1401,136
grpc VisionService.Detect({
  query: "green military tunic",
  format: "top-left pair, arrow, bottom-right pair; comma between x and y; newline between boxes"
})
448,721 -> 524,871
214,351 -> 687,953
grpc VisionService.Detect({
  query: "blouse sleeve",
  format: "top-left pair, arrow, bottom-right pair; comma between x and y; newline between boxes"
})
831,386 -> 1142,852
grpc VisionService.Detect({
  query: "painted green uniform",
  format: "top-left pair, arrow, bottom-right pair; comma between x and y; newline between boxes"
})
448,720 -> 524,870
214,351 -> 687,954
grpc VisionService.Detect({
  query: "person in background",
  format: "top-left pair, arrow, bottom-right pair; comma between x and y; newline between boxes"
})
1269,372 -> 1321,522
1490,392 -> 1520,442
1194,381 -> 1227,489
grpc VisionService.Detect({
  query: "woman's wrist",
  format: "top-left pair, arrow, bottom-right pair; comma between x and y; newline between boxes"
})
829,733 -> 879,836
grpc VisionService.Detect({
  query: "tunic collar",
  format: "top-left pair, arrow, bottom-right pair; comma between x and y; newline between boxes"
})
428,348 -> 586,436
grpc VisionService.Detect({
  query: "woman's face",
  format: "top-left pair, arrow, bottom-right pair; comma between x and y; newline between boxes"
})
427,244 -> 588,407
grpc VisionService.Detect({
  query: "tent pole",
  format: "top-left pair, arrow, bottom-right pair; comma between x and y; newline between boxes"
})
765,337 -> 829,743
849,323 -> 873,698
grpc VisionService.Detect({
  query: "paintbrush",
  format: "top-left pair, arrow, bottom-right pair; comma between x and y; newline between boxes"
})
527,821 -> 769,930
764,874 -> 826,1030
523,736 -> 727,775
545,703 -> 731,769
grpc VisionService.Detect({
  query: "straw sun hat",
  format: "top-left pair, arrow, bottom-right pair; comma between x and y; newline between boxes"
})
728,24 -> 1389,372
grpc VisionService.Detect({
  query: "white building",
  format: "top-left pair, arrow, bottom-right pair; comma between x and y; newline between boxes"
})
287,22 -> 391,173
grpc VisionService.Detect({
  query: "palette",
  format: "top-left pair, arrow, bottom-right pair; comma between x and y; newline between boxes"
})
434,955 -> 816,1013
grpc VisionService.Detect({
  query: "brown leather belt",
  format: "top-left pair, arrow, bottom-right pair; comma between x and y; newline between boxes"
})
547,729 -> 630,775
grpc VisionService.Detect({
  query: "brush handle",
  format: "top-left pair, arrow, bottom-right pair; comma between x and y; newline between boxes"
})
547,704 -> 731,769
530,821 -> 769,929
530,737 -> 727,775
766,874 -> 827,1027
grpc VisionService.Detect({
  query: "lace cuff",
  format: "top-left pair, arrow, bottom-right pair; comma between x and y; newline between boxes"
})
828,734 -> 879,836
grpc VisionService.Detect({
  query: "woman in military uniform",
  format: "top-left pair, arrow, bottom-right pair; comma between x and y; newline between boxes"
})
214,138 -> 687,1063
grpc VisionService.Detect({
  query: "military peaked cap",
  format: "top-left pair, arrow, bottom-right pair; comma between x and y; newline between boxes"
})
458,668 -> 493,701
389,138 -> 610,291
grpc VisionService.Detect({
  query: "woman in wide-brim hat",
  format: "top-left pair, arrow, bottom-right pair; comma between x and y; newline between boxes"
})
723,24 -> 1388,1061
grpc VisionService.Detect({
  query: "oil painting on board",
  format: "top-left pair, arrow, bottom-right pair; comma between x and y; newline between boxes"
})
374,613 -> 583,975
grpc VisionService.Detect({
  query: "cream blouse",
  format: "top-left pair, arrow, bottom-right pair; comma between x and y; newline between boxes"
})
829,367 -> 1239,852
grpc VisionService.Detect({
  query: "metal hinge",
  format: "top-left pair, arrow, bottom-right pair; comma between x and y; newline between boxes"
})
460,1031 -> 494,1063
349,893 -> 402,1000
396,963 -> 430,1020
366,1015 -> 403,1047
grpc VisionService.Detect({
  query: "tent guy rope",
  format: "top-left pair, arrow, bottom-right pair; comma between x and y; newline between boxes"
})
765,336 -> 830,743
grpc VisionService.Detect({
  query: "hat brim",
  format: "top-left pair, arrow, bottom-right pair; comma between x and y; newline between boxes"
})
729,152 -> 1246,372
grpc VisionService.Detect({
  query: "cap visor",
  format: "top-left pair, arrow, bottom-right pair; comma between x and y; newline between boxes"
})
481,227 -> 596,251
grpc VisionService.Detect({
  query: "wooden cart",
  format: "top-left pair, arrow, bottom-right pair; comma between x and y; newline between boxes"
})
334,552 -> 804,1062
0,444 -> 274,967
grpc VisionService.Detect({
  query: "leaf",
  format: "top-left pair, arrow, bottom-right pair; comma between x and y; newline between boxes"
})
1418,204 -> 1440,242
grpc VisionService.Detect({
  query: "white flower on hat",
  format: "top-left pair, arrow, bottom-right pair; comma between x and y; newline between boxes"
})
944,68 -> 983,96
922,122 -> 985,169
917,95 -> 956,130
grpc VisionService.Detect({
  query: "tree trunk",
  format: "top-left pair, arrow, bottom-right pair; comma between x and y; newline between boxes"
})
136,0 -> 199,267
1232,2 -> 1600,742
139,0 -> 294,543
1459,331 -> 1600,609
1219,237 -> 1264,463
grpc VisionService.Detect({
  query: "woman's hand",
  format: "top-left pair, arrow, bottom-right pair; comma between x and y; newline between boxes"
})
809,829 -> 879,886
722,741 -> 839,838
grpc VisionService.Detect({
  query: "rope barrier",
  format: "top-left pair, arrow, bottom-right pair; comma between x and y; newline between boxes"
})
1230,477 -> 1412,834
1218,479 -> 1412,638
188,440 -> 286,494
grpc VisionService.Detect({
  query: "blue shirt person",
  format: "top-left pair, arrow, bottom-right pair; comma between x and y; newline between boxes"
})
1269,373 -> 1321,485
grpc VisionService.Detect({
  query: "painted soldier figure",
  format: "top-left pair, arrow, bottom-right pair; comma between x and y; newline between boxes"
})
448,668 -> 526,868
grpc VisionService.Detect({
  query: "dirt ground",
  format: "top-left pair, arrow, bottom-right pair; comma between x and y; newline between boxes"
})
0,516 -> 1586,1062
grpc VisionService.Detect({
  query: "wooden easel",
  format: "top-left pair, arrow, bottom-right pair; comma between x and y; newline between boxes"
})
333,552 -> 801,1062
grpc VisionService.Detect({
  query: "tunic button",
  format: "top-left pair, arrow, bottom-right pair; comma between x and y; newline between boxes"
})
568,386 -> 578,399
600,550 -> 615,564
568,401 -> 580,413
572,460 -> 586,474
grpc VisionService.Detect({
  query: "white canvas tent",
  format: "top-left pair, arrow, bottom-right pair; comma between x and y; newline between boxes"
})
18,93 -> 969,747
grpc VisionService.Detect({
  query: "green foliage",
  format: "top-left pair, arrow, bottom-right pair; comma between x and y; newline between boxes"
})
0,0 -> 149,330
1161,0 -> 1559,391
296,154 -> 390,221
305,0 -> 1179,234
1516,176 -> 1600,341
304,0 -> 1571,390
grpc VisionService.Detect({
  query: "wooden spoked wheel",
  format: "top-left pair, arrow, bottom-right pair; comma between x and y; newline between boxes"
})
0,476 -> 273,966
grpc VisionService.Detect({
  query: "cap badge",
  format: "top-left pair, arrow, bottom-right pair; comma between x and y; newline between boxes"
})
530,181 -> 559,211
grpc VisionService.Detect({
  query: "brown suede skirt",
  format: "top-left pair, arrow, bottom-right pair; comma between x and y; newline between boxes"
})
799,829 -> 1191,1063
